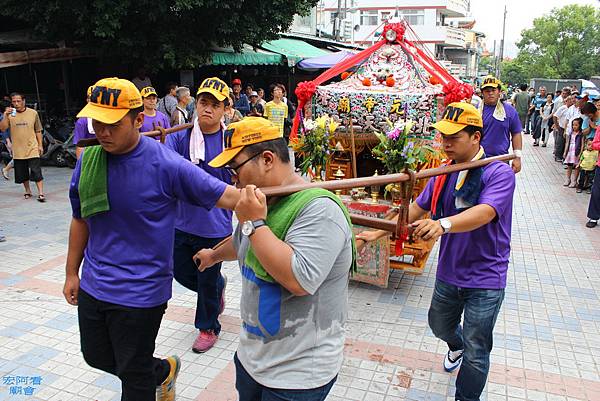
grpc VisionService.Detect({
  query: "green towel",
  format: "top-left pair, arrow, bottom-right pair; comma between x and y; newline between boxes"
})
245,188 -> 357,283
79,145 -> 109,218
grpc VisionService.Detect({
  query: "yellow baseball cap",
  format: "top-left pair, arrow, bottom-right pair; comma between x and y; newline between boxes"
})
208,117 -> 282,168
480,75 -> 502,90
197,77 -> 229,102
86,85 -> 93,97
77,78 -> 143,124
140,86 -> 158,98
432,102 -> 483,136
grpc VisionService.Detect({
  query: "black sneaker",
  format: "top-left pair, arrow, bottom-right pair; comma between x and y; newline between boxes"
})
586,220 -> 598,228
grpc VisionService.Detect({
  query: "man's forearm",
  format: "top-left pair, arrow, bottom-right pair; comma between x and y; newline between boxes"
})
66,218 -> 89,277
216,186 -> 241,210
213,237 -> 237,262
447,204 -> 496,233
35,131 -> 43,147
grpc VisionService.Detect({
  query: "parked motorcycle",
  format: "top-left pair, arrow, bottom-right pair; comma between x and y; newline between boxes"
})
40,129 -> 67,167
62,134 -> 77,169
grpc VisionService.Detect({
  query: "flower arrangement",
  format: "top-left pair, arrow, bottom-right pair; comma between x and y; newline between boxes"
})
292,115 -> 339,178
372,119 -> 433,174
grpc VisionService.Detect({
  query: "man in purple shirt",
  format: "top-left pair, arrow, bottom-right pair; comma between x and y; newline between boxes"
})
63,77 -> 240,401
140,86 -> 171,134
359,102 -> 516,401
480,75 -> 523,173
165,77 -> 233,353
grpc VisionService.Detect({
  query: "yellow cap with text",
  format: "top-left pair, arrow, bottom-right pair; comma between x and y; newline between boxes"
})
77,78 -> 143,124
432,102 -> 483,136
140,86 -> 158,98
209,117 -> 282,168
480,75 -> 502,89
196,77 -> 229,102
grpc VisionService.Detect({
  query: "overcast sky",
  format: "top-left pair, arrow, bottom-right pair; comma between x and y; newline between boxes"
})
470,0 -> 598,58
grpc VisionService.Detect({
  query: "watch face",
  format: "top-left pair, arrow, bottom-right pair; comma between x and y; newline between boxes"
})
241,221 -> 254,236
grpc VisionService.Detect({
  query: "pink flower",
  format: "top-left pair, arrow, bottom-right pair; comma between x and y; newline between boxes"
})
386,128 -> 401,140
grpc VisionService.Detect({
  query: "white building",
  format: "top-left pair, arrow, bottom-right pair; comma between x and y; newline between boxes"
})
315,0 -> 482,79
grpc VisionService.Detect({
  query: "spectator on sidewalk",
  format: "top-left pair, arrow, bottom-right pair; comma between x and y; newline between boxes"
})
586,120 -> 600,228
479,75 -> 523,173
0,111 -> 13,180
232,78 -> 250,116
224,95 -> 243,126
531,86 -> 548,146
256,88 -> 267,108
170,87 -> 192,127
576,139 -> 598,193
196,116 -> 354,401
513,84 -> 531,134
553,95 -> 574,162
164,77 -> 233,354
248,91 -> 264,117
157,82 -> 178,120
0,92 -> 45,202
264,84 -> 288,138
131,67 -> 153,91
563,118 -> 584,187
581,101 -> 599,141
63,77 -> 240,401
553,87 -> 571,111
140,87 -> 171,134
540,94 -> 554,147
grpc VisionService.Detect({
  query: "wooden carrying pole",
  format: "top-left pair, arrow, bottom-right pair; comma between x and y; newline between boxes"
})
76,122 -> 193,147
261,154 -> 516,197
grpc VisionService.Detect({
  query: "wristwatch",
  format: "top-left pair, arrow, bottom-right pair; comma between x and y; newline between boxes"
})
241,219 -> 266,237
439,218 -> 452,234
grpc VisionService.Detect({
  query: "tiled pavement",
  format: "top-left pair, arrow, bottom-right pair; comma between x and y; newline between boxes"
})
1,137 -> 600,401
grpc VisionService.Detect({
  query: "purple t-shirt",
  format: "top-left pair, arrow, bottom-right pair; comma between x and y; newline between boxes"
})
416,161 -> 516,289
69,136 -> 228,307
482,103 -> 522,156
73,118 -> 95,145
140,111 -> 171,134
165,129 -> 233,238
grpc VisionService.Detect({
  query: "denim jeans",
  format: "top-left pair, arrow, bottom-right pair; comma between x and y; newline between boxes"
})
531,110 -> 542,140
234,353 -> 336,401
77,289 -> 170,400
428,279 -> 505,401
173,229 -> 227,334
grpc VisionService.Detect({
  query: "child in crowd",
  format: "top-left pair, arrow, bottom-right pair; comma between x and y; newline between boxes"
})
577,139 -> 599,193
563,118 -> 584,187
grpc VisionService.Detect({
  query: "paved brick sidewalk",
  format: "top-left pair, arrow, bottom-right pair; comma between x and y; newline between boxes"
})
1,138 -> 599,401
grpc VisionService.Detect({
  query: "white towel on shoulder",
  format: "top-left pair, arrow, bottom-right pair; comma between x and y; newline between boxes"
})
189,117 -> 227,164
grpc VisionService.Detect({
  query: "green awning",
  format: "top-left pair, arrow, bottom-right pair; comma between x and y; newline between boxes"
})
261,38 -> 329,66
210,46 -> 282,66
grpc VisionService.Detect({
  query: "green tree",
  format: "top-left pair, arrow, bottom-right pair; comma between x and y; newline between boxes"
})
478,55 -> 495,76
516,4 -> 600,79
0,0 -> 318,69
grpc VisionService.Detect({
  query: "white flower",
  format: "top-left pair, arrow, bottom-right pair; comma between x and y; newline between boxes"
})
303,118 -> 316,131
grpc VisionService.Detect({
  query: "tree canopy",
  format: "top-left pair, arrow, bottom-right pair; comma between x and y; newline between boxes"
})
0,0 -> 318,69
509,4 -> 600,81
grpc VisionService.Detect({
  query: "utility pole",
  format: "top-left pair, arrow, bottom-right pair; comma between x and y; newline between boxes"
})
492,40 -> 497,76
497,5 -> 507,78
334,0 -> 342,41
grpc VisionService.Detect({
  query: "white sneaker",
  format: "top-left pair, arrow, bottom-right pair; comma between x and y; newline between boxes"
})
443,349 -> 463,372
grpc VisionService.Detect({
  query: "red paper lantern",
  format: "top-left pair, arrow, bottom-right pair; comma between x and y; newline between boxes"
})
386,76 -> 396,87
362,78 -> 372,86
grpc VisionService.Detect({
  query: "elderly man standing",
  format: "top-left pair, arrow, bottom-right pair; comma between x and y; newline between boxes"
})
480,76 -> 523,173
170,87 -> 192,126
0,92 -> 45,201
165,77 -> 233,353
195,117 -> 354,401
231,78 -> 250,116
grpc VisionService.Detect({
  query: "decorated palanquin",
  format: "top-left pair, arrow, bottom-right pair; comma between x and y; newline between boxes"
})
313,43 -> 443,142
291,20 -> 474,285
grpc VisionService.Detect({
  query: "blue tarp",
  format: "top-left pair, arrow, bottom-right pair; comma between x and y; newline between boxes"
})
297,50 -> 355,70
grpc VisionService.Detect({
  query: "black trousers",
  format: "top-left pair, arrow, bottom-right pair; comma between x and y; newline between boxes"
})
578,169 -> 595,190
588,167 -> 600,221
78,289 -> 170,400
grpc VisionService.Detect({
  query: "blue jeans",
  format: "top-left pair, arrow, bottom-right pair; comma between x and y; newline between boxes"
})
428,279 -> 504,401
234,353 -> 336,401
173,230 -> 226,334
